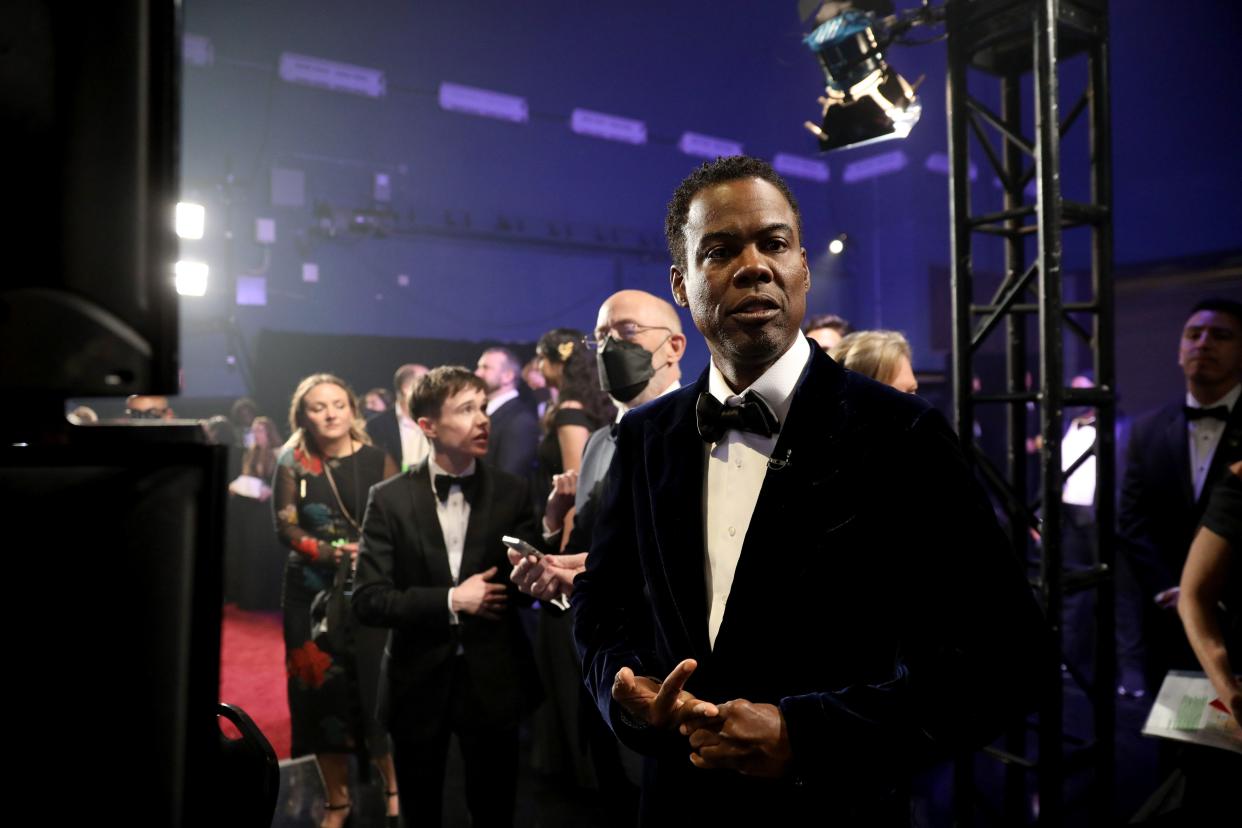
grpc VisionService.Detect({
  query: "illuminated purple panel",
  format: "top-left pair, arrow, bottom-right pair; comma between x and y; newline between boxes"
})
678,132 -> 743,159
236,275 -> 267,306
279,52 -> 385,98
772,153 -> 829,183
924,152 -> 978,181
183,33 -> 213,68
570,109 -> 647,145
842,150 -> 908,183
438,82 -> 528,123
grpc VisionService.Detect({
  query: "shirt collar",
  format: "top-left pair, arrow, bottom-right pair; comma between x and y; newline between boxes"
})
486,388 -> 519,415
616,379 -> 681,421
1186,382 -> 1241,412
706,334 -> 811,427
428,456 -> 476,481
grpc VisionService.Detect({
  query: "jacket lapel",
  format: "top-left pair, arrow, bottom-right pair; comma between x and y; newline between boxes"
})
408,461 -> 455,586
646,372 -> 712,660
1163,406 -> 1194,508
459,462 -> 493,579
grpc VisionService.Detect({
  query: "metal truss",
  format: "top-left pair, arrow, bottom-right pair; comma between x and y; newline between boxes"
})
946,0 -> 1114,824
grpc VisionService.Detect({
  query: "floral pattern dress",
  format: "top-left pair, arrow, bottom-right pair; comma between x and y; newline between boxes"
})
273,442 -> 397,757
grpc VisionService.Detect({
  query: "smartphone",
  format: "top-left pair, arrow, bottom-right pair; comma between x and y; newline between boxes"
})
502,535 -> 543,559
501,536 -> 569,610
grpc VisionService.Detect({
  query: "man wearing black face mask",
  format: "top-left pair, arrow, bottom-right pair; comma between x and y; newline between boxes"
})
512,290 -> 687,595
509,291 -> 685,816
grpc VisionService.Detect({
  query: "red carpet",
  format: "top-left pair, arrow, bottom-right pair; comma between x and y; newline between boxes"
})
219,603 -> 292,759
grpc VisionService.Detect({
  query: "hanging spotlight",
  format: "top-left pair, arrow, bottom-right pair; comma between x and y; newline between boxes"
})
175,201 -> 205,240
828,233 -> 848,255
174,260 -> 209,296
801,2 -> 938,152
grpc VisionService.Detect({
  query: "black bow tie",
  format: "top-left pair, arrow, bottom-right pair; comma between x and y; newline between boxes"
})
1184,405 -> 1229,422
696,391 -> 779,444
434,472 -> 479,504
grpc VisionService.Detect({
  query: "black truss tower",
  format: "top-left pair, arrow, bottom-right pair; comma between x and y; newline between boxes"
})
946,0 -> 1114,824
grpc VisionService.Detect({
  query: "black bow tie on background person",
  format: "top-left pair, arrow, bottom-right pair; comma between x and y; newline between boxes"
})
1184,405 -> 1229,422
434,472 -> 479,504
696,391 -> 780,444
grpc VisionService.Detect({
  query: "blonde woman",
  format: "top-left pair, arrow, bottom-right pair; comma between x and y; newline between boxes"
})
830,329 -> 919,393
273,374 -> 400,828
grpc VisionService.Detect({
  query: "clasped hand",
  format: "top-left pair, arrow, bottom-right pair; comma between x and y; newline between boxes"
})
612,660 -> 792,778
452,566 -> 508,620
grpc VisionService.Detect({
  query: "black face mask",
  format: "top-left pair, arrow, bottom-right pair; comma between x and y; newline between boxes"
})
597,336 -> 656,403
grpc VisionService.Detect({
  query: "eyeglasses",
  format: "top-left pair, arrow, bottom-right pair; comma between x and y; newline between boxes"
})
127,408 -> 168,420
582,323 -> 672,352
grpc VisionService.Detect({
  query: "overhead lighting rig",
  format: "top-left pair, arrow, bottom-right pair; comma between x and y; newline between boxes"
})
801,1 -> 945,152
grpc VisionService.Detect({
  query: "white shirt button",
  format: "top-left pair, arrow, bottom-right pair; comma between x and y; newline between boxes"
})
728,526 -> 736,537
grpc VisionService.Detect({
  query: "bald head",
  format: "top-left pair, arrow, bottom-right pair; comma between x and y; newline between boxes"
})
594,289 -> 686,408
596,290 -> 682,336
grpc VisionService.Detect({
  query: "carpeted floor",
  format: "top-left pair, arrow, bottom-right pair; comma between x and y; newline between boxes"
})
220,603 -> 291,759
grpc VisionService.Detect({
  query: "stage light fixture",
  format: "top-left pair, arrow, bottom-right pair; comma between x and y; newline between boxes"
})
828,233 -> 848,254
174,260 -> 208,297
801,2 -> 934,152
176,201 -> 205,240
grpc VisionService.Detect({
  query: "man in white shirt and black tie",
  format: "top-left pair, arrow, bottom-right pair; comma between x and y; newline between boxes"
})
1119,297 -> 1242,696
354,366 -> 544,828
572,155 -> 1042,825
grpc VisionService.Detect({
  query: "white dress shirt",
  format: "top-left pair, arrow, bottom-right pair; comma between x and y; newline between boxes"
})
429,457 -> 475,625
703,335 -> 810,648
486,388 -> 520,416
1186,382 -> 1240,501
1061,418 -> 1097,507
398,413 -> 431,471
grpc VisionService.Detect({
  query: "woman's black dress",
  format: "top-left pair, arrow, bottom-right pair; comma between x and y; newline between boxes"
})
273,442 -> 395,757
531,405 -> 609,785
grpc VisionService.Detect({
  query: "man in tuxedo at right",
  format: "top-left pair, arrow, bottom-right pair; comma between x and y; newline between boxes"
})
1118,297 -> 1242,695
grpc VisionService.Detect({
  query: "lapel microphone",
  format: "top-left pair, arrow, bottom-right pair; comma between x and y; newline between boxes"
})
767,448 -> 793,471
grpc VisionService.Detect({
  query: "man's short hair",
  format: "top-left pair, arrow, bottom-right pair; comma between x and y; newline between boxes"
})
393,363 -> 427,395
804,313 -> 852,337
1189,297 -> 1242,329
482,346 -> 522,377
665,155 -> 803,272
411,366 -> 487,421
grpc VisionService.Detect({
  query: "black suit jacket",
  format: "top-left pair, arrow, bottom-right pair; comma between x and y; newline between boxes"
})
484,396 -> 540,480
353,460 -> 544,739
1119,397 -> 1242,598
573,344 -> 1043,824
365,409 -> 401,468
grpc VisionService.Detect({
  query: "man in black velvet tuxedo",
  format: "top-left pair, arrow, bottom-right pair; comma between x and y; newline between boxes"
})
354,366 -> 543,827
1119,298 -> 1242,694
571,156 -> 1043,825
475,347 -> 540,479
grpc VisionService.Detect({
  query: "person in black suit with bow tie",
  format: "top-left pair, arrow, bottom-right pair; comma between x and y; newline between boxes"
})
571,156 -> 1043,825
1118,297 -> 1242,696
353,366 -> 544,828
